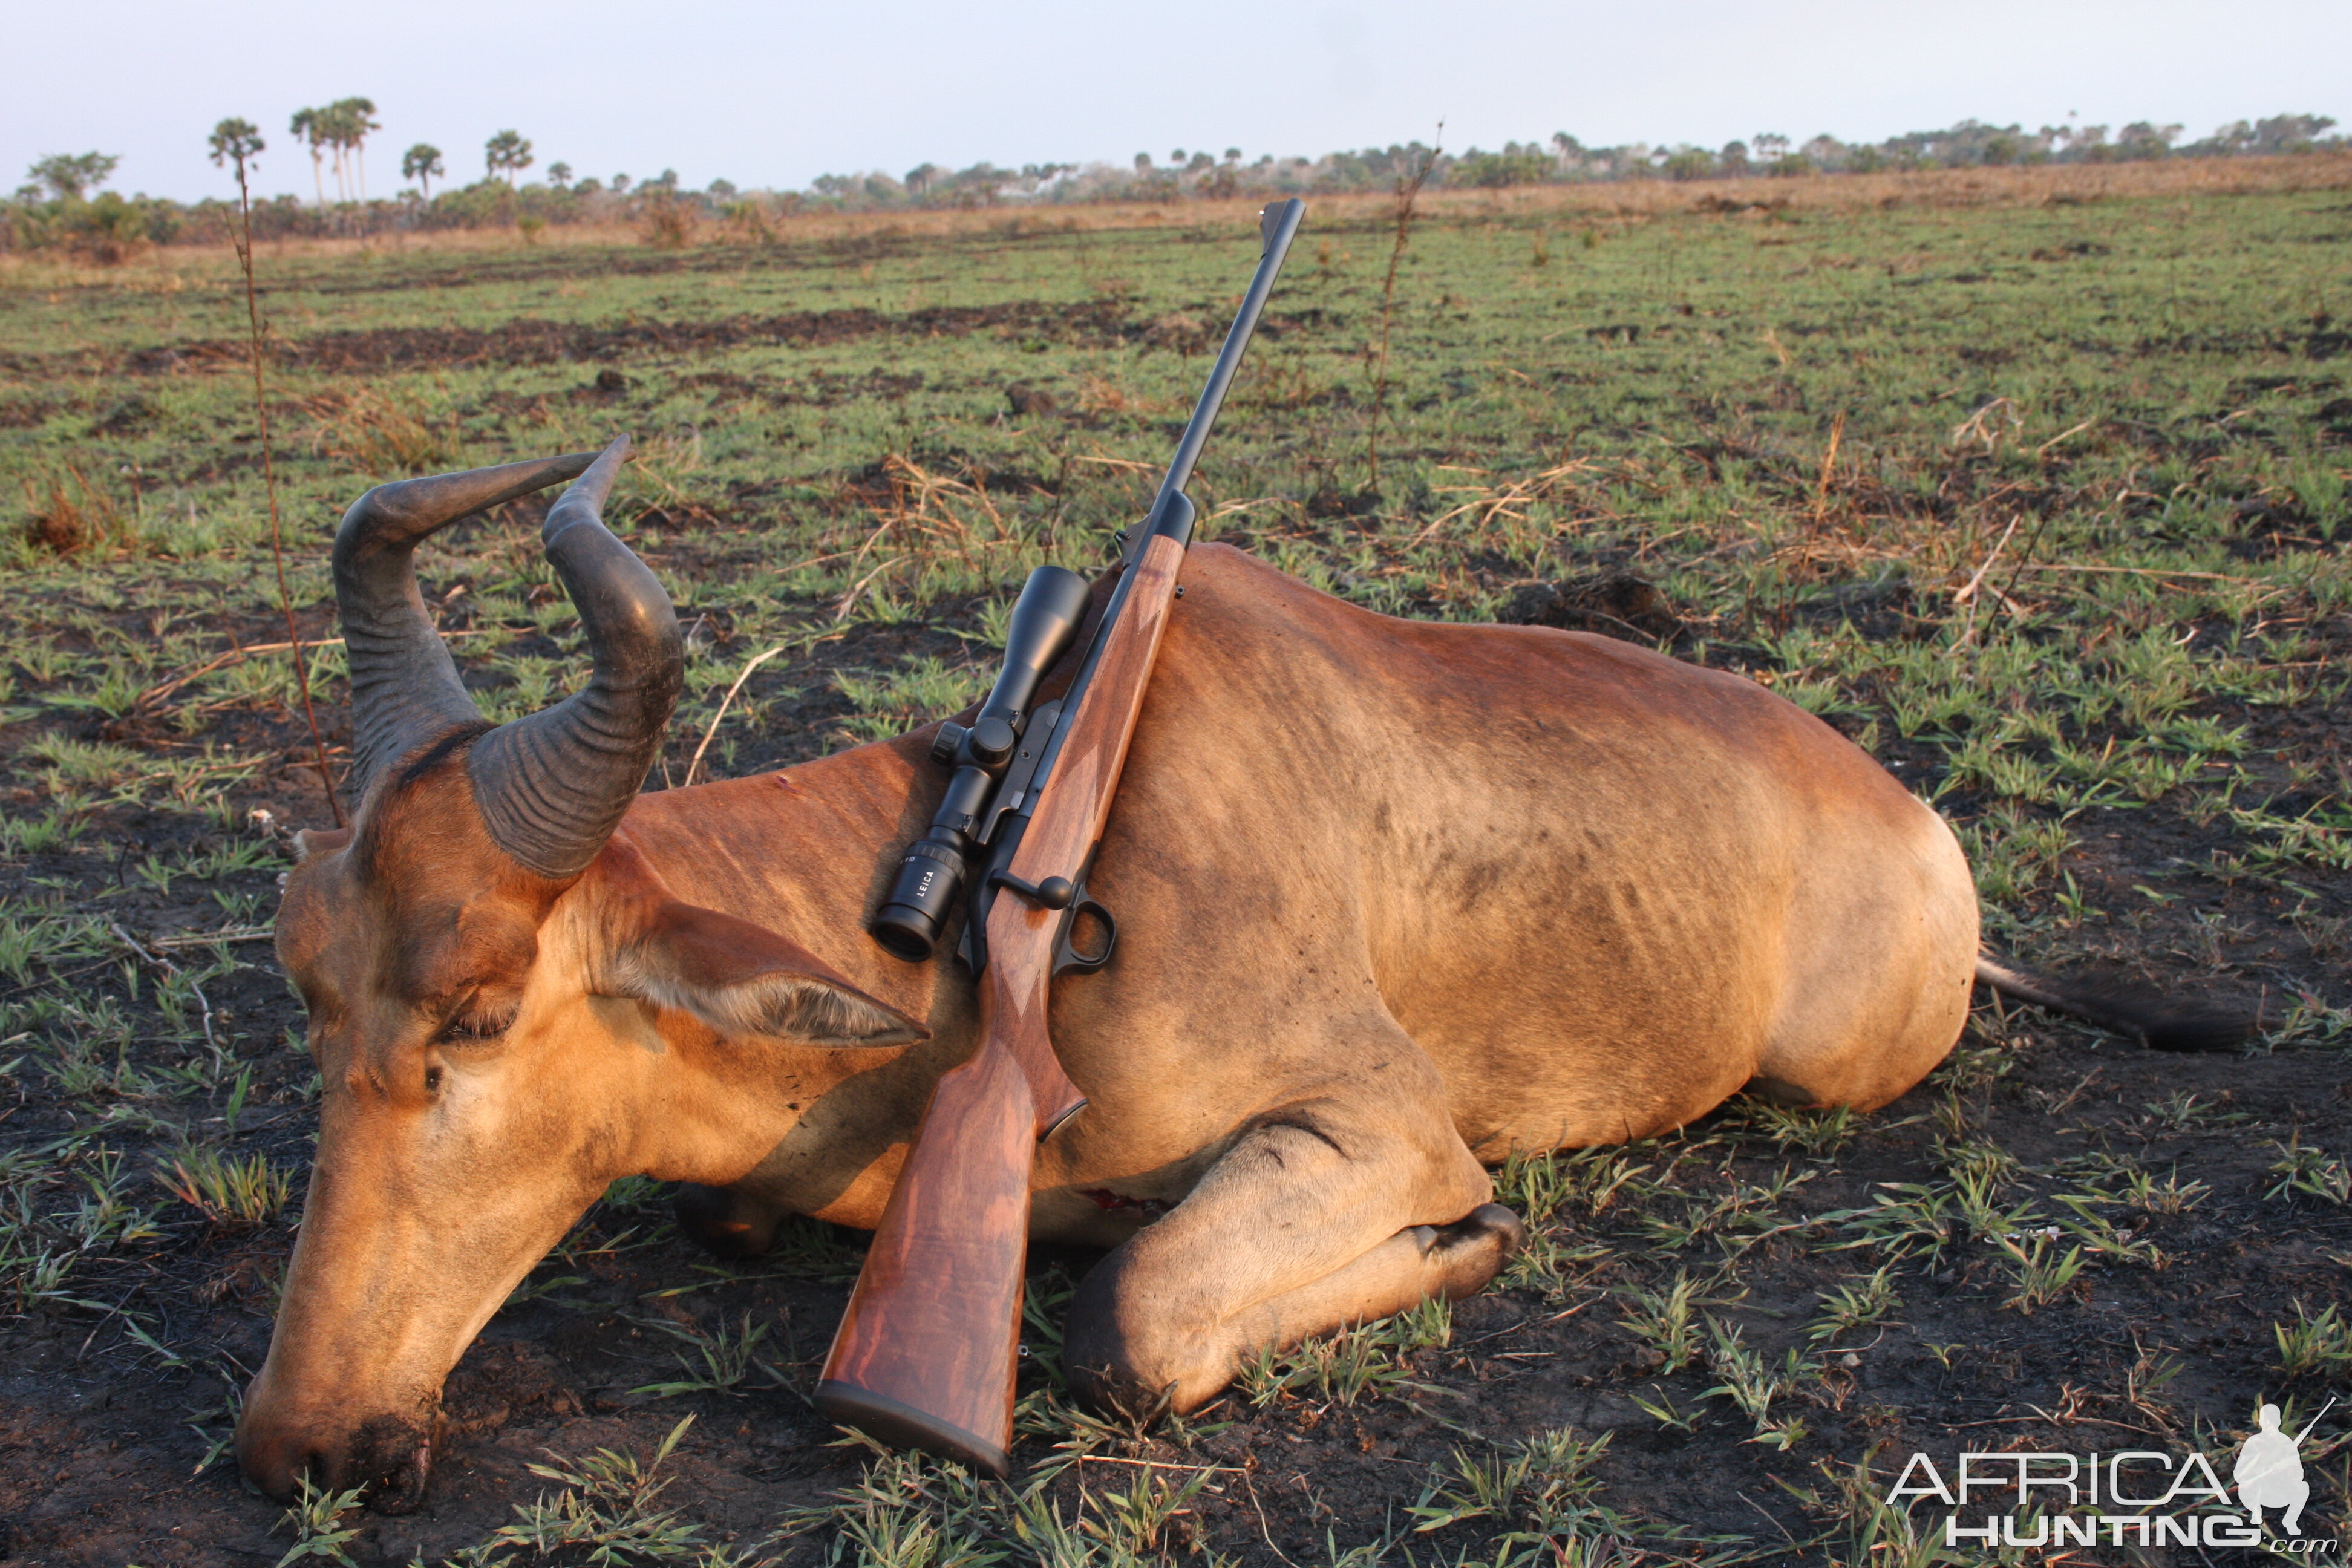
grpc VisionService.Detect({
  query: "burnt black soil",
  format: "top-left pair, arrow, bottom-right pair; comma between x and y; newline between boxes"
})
5,192 -> 2352,1563
8,294 -> 1326,382
1,988 -> 2345,1566
113,301 -> 1139,380
0,558 -> 2346,1567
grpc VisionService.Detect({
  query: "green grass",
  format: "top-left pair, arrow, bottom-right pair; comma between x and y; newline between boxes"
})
2276,1299 -> 2352,1378
1235,1295 -> 1452,1409
155,1145 -> 292,1229
7,188 -> 2351,855
2,172 -> 2350,1564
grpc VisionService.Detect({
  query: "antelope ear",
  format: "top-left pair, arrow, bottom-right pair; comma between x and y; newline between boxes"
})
615,899 -> 927,1047
292,827 -> 353,863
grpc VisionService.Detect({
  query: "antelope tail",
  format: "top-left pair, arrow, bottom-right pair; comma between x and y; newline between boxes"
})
1974,954 -> 2254,1054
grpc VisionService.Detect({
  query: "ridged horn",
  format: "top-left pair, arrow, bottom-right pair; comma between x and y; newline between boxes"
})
335,449 -> 601,803
467,436 -> 683,880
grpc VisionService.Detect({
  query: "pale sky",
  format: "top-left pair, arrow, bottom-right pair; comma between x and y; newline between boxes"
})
8,0 -> 2347,203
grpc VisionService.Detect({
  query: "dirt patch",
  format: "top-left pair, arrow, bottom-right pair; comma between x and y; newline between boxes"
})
106,299 -> 1143,380
1501,572 -> 1686,642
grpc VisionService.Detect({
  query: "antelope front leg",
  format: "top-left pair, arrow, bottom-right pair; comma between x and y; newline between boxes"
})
1062,1054 -> 1519,1416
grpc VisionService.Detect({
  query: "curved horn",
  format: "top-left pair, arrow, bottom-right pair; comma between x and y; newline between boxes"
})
335,450 -> 599,802
468,436 -> 683,880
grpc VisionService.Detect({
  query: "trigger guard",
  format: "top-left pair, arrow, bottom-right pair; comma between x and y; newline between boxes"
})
1053,898 -> 1117,977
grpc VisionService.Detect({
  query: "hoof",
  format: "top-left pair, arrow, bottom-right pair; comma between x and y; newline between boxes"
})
1065,1357 -> 1178,1425
671,1183 -> 779,1261
1449,1201 -> 1526,1255
1428,1202 -> 1524,1295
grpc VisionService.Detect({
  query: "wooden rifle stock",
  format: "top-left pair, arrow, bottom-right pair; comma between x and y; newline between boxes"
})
817,537 -> 1186,1474
817,201 -> 1304,1475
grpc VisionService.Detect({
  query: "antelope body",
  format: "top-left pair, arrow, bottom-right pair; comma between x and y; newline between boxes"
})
241,443 -> 1991,1505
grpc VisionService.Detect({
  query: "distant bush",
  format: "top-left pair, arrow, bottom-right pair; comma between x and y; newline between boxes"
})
1661,148 -> 1716,182
639,190 -> 696,249
8,191 -> 163,264
4,109 -> 2344,260
1454,150 -> 1556,188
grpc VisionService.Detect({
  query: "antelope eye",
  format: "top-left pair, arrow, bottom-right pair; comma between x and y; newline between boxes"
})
438,1002 -> 517,1044
424,1066 -> 443,1092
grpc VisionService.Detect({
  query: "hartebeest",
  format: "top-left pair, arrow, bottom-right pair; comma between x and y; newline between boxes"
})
237,440 -> 2233,1507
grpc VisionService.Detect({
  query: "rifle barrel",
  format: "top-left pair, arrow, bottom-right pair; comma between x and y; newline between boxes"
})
1152,198 -> 1305,513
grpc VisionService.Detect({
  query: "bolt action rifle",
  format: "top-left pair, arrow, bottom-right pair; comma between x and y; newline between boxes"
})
817,198 -> 1307,1476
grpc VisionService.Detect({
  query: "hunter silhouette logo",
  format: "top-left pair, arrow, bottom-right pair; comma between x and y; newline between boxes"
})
2239,1399 -> 2337,1537
1887,1393 -> 2342,1552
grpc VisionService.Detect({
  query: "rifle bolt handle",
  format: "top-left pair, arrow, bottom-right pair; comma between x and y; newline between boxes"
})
991,871 -> 1074,910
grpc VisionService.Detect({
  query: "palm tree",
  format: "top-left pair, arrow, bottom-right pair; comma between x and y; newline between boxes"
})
207,119 -> 263,181
327,97 -> 380,199
289,107 -> 326,204
324,106 -> 349,201
483,129 -> 533,187
401,143 -> 444,198
547,162 -> 572,190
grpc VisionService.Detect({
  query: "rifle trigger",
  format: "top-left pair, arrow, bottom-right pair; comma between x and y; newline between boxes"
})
1052,897 -> 1117,977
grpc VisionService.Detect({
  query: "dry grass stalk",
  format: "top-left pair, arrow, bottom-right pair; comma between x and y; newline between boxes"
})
826,454 -> 1030,619
684,645 -> 788,787
1812,412 -> 1846,528
1411,460 -> 1599,547
19,461 -> 127,555
1950,397 -> 2025,454
622,427 -> 719,524
1366,129 -> 1442,491
223,135 -> 341,825
306,386 -> 459,475
1952,515 -> 2027,647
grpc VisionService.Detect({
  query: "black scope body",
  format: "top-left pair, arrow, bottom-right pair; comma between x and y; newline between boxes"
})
870,565 -> 1093,962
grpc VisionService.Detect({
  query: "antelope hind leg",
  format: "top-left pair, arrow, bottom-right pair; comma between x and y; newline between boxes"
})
1064,1046 -> 1515,1416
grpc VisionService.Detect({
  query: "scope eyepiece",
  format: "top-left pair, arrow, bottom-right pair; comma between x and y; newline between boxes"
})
872,832 -> 967,962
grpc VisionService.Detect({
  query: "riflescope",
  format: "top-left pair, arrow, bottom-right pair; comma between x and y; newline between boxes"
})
869,565 -> 1093,961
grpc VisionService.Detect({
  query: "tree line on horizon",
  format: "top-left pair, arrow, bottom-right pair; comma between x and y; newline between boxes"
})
5,106 -> 2344,263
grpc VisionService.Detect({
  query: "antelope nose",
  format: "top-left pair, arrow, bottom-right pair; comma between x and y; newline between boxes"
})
235,1406 -> 325,1503
237,1403 -> 436,1513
